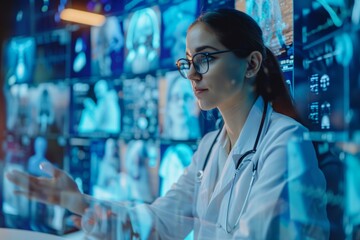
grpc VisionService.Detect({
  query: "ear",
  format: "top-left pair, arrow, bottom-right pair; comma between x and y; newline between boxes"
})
245,51 -> 262,78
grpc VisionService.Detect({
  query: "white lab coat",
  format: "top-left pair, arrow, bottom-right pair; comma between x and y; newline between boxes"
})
129,97 -> 329,239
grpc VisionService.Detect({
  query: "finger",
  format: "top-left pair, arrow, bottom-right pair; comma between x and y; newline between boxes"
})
7,170 -> 53,188
13,190 -> 57,205
94,204 -> 106,221
81,208 -> 96,233
6,170 -> 31,189
70,215 -> 82,229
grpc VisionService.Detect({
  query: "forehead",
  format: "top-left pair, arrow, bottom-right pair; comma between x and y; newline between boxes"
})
186,23 -> 223,54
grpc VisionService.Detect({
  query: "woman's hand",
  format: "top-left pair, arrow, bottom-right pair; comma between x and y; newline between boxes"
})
6,162 -> 86,215
80,203 -> 139,240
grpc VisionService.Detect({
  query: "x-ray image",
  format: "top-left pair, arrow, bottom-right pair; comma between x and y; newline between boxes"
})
159,71 -> 200,140
123,7 -> 160,74
161,0 -> 197,68
122,75 -> 158,139
4,84 -> 31,134
68,138 -> 92,194
117,139 -> 159,203
71,28 -> 91,77
4,37 -> 35,86
91,16 -> 124,77
159,143 -> 195,196
4,83 -> 70,136
73,79 -> 122,136
91,138 -> 122,201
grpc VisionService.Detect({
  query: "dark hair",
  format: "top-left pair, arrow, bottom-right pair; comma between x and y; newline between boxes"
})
190,8 -> 299,121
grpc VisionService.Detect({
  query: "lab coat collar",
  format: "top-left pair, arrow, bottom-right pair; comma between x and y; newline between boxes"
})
203,97 -> 272,220
219,125 -> 230,152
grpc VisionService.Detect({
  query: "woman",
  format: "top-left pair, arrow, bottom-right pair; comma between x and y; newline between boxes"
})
7,9 -> 329,239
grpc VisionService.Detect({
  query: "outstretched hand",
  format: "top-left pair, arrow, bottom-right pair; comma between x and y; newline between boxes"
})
6,162 -> 85,215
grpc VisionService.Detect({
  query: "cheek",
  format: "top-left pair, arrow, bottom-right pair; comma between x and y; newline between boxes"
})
208,63 -> 243,92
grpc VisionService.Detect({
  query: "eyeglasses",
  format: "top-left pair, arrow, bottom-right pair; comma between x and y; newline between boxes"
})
176,49 -> 248,79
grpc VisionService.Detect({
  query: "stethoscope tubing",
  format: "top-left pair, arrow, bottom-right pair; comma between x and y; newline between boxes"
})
197,101 -> 268,233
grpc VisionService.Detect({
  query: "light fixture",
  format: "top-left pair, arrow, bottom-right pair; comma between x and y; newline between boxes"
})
60,8 -> 105,27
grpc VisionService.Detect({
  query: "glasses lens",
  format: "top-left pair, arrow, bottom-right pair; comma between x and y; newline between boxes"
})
193,53 -> 208,74
176,59 -> 190,79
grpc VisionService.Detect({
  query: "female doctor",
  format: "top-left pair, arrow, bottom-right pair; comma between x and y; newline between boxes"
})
7,8 -> 329,239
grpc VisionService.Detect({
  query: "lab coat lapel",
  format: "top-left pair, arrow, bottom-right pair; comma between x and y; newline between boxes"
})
196,142 -> 221,218
209,98 -> 266,202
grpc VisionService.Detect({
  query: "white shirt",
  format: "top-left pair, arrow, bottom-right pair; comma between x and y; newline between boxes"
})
129,97 -> 329,239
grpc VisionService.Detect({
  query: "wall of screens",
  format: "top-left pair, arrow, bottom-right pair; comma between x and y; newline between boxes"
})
0,0 -> 219,235
294,0 -> 360,239
3,0 -> 359,238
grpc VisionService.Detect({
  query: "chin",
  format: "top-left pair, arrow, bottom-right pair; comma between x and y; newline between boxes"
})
198,102 -> 216,111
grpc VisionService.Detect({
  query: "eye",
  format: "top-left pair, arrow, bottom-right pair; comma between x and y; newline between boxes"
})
194,53 -> 208,65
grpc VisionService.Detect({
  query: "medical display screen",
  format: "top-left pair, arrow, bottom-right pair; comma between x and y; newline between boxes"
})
33,30 -> 70,83
160,0 -> 198,69
159,142 -> 197,196
117,139 -> 159,202
67,138 -> 92,194
3,37 -> 36,86
121,75 -> 158,139
4,83 -> 70,137
293,0 -> 359,136
123,6 -> 161,75
91,15 -> 124,77
158,71 -> 201,140
2,135 -> 67,233
70,27 -> 91,78
70,78 -> 122,137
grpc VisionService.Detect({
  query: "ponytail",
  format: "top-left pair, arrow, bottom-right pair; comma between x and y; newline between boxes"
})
257,47 -> 301,122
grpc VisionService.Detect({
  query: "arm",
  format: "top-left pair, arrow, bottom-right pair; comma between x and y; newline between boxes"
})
126,150 -> 199,239
126,131 -> 218,239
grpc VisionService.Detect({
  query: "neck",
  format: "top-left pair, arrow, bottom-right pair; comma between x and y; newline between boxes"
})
219,94 -> 258,149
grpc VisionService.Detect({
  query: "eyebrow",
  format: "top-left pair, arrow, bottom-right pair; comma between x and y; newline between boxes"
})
186,45 -> 220,57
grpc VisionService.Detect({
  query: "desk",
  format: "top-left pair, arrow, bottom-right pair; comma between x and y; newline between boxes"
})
0,228 -> 66,240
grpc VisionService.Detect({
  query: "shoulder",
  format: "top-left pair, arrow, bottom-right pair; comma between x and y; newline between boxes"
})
260,111 -> 313,154
267,111 -> 308,138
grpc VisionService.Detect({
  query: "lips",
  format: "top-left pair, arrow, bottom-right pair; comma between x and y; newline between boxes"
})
194,87 -> 208,96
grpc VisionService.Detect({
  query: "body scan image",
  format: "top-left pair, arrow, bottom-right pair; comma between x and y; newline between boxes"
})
124,7 -> 160,74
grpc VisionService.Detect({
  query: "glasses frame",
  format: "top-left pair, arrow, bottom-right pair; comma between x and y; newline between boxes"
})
176,49 -> 248,79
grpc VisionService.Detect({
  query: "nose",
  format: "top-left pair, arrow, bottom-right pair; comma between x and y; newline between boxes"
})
187,63 -> 201,81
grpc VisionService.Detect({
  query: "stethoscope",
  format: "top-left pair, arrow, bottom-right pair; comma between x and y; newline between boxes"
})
196,101 -> 268,234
